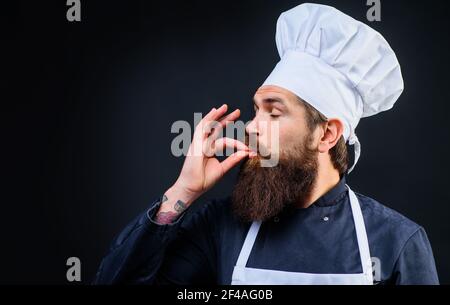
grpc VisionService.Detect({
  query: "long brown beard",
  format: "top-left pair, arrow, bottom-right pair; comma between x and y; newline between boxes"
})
231,138 -> 318,223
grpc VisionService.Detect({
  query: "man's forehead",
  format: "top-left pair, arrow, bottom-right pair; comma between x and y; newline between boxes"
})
253,85 -> 300,105
255,85 -> 291,96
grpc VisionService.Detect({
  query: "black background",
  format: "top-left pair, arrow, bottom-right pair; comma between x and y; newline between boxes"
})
2,0 -> 450,284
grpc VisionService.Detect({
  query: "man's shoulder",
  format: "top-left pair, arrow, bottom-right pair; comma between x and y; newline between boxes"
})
354,191 -> 422,241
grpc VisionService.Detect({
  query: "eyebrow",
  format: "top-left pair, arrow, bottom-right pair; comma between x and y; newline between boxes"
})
253,97 -> 286,108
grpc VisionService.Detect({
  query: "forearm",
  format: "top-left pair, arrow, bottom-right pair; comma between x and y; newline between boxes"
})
93,196 -> 187,284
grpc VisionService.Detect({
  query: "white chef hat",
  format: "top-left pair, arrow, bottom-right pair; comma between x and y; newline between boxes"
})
262,3 -> 404,173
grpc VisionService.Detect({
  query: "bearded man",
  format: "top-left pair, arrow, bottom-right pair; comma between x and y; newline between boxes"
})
94,4 -> 438,285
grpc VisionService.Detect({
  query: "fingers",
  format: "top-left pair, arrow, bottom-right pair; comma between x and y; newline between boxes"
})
213,137 -> 249,155
198,105 -> 244,152
192,105 -> 244,159
204,107 -> 241,140
208,109 -> 241,140
203,104 -> 228,122
203,137 -> 249,158
218,109 -> 241,127
209,104 -> 228,122
202,107 -> 217,121
209,109 -> 241,140
220,150 -> 249,174
198,104 -> 226,139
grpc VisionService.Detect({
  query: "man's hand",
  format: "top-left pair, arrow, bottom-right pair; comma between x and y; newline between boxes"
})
155,104 -> 255,224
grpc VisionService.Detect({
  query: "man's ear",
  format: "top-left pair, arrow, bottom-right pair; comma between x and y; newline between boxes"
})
317,118 -> 344,153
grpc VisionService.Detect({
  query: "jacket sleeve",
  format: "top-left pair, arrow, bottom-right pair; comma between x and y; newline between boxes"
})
93,196 -> 218,285
392,227 -> 439,285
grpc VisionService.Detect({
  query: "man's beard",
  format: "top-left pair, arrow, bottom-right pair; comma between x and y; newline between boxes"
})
231,136 -> 318,223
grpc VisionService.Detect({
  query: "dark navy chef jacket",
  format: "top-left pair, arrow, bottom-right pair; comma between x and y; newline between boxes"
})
93,177 -> 439,285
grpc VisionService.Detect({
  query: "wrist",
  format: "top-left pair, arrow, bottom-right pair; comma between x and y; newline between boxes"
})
163,183 -> 200,209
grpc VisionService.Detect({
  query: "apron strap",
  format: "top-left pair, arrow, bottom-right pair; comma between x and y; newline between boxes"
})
347,185 -> 374,283
234,186 -> 374,284
235,221 -> 262,267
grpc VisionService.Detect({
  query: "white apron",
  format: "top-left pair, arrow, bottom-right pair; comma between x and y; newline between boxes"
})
231,185 -> 373,285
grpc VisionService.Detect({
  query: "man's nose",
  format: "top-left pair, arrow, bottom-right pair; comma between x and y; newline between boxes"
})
246,118 -> 259,136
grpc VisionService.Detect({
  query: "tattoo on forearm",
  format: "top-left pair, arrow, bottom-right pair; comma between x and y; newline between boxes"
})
155,195 -> 187,225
